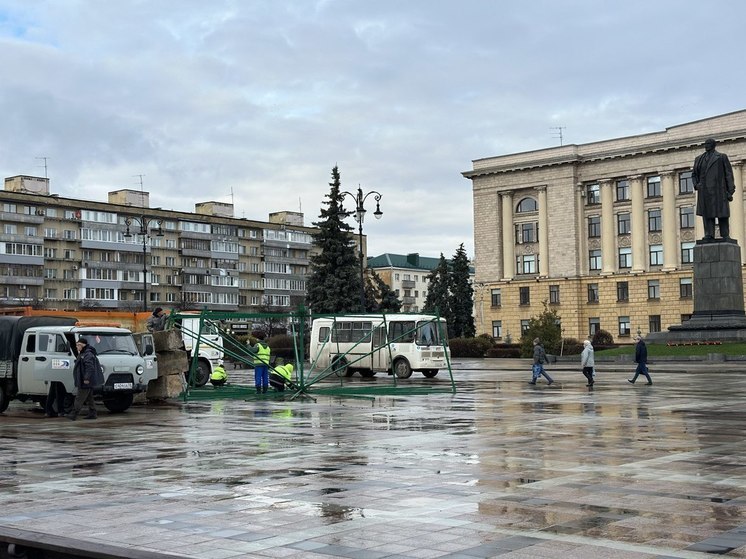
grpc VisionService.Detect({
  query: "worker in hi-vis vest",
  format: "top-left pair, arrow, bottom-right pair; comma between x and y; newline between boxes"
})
270,362 -> 294,392
251,331 -> 271,394
210,359 -> 228,387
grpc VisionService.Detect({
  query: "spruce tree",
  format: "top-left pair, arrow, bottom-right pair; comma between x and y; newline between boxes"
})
423,254 -> 452,331
450,243 -> 475,338
364,269 -> 402,313
306,166 -> 362,314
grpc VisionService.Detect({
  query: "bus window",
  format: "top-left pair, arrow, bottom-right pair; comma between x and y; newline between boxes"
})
389,321 -> 415,343
416,322 -> 438,346
318,326 -> 330,343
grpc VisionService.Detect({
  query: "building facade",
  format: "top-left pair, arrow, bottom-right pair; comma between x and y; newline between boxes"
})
367,253 -> 440,311
0,177 -> 317,313
463,111 -> 746,342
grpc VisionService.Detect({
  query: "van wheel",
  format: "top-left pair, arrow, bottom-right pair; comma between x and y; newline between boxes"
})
103,393 -> 133,413
393,358 -> 412,379
0,389 -> 9,413
422,369 -> 439,378
332,356 -> 349,377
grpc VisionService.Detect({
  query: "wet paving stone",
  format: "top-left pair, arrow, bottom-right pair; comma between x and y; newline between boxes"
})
1,359 -> 746,558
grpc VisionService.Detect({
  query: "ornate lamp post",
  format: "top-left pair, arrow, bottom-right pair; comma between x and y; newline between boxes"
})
123,216 -> 163,312
341,186 -> 382,311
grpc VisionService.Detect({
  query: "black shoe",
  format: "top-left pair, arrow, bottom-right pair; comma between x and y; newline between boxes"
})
547,380 -> 554,385
84,413 -> 97,420
256,388 -> 261,394
44,413 -> 58,418
646,382 -> 653,385
66,413 -> 78,421
528,381 -> 536,385
627,379 -> 635,384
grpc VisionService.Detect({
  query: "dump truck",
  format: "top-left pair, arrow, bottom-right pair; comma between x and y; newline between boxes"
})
0,316 -> 157,414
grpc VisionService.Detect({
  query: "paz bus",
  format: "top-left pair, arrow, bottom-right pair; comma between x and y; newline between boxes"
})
309,314 -> 449,379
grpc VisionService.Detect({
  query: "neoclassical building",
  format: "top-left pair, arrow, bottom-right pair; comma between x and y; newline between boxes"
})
463,110 -> 746,342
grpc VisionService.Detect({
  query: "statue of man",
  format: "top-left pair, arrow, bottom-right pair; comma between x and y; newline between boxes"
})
692,138 -> 735,240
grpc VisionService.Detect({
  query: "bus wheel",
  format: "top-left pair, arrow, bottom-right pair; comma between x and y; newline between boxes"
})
103,393 -> 133,413
332,357 -> 349,377
422,369 -> 439,378
360,370 -> 377,378
0,388 -> 9,413
393,358 -> 412,379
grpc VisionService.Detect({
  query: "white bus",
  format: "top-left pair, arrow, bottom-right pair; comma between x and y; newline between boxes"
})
309,314 -> 450,379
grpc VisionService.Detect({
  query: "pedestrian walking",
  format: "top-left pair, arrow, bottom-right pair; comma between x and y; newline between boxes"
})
581,340 -> 595,387
528,338 -> 554,385
67,338 -> 104,420
628,335 -> 652,385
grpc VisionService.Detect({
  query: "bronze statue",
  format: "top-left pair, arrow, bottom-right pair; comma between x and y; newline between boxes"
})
692,138 -> 735,240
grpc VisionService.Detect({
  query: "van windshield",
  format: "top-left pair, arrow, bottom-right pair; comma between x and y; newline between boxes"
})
415,321 -> 443,346
82,333 -> 139,355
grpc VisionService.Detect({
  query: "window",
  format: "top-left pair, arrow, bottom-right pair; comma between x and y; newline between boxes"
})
616,179 -> 629,201
587,216 -> 601,238
24,226 -> 37,236
680,277 -> 693,298
586,183 -> 600,204
520,319 -> 530,333
647,175 -> 661,197
549,285 -> 560,304
516,254 -> 537,274
519,287 -> 530,305
491,289 -> 501,307
618,316 -> 631,336
516,197 -> 538,213
649,244 -> 663,266
680,206 -> 694,229
648,209 -> 662,232
679,171 -> 694,194
648,279 -> 660,299
589,317 -> 600,336
681,241 -> 695,264
617,281 -> 629,302
649,315 -> 661,333
618,247 -> 632,269
515,222 -> 537,243
617,212 -> 631,235
589,249 -> 602,271
492,321 -> 502,339
587,283 -> 599,303
4,224 -> 17,235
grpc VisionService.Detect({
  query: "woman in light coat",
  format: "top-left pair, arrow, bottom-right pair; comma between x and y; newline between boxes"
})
580,340 -> 595,387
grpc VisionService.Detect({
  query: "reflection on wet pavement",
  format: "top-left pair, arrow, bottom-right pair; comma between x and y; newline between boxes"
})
1,359 -> 746,558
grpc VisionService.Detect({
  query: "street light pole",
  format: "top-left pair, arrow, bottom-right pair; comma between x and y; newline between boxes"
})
341,185 -> 382,312
123,215 -> 163,312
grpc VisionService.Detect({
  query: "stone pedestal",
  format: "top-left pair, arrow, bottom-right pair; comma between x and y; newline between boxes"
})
647,239 -> 746,343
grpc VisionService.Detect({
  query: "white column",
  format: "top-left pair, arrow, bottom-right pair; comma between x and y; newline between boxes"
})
600,179 -> 615,274
661,171 -> 677,270
501,192 -> 515,280
537,185 -> 549,277
630,175 -> 645,273
731,162 -> 745,259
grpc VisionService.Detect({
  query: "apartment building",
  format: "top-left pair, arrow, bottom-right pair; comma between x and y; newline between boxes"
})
0,176 -> 316,313
463,111 -> 746,342
367,253 -> 440,312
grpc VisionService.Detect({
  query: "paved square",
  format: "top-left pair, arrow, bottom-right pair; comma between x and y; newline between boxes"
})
1,358 -> 745,558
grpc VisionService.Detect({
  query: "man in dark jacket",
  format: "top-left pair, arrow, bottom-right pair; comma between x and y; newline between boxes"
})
67,338 -> 104,420
692,138 -> 735,240
628,335 -> 652,385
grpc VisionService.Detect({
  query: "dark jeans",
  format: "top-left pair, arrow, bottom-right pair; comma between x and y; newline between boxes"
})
71,387 -> 96,417
45,382 -> 67,416
582,366 -> 594,386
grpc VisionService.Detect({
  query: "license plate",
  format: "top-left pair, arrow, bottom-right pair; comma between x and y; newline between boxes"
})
114,382 -> 133,390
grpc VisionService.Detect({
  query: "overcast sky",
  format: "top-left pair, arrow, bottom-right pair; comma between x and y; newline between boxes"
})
1,1 -> 745,259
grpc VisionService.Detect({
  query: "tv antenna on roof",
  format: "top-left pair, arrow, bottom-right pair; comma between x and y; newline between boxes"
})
36,156 -> 49,179
549,126 -> 566,146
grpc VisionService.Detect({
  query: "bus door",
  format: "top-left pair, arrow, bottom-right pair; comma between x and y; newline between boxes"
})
371,324 -> 389,371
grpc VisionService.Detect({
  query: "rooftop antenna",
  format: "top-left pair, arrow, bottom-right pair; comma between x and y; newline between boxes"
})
133,174 -> 145,207
36,156 -> 49,179
550,126 -> 566,146
230,186 -> 234,206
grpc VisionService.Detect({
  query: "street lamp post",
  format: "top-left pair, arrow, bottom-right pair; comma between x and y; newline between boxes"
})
123,216 -> 163,312
341,185 -> 382,312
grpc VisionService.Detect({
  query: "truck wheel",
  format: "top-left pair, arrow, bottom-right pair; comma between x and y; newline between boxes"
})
0,389 -> 9,413
103,393 -> 133,413
184,360 -> 210,387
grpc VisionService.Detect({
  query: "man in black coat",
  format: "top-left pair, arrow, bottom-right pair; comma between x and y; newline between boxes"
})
692,138 -> 736,240
67,338 -> 104,420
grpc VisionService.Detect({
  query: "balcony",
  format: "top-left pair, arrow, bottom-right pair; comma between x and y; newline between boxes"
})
401,280 -> 415,289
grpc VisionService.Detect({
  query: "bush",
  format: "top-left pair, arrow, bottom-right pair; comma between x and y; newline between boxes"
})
268,334 -> 296,363
592,329 -> 614,346
485,344 -> 521,358
560,337 -> 584,355
449,336 -> 493,357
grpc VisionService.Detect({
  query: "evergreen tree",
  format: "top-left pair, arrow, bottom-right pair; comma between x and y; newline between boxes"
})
364,269 -> 402,313
423,254 -> 452,331
306,166 -> 362,314
519,302 -> 562,357
449,243 -> 475,337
